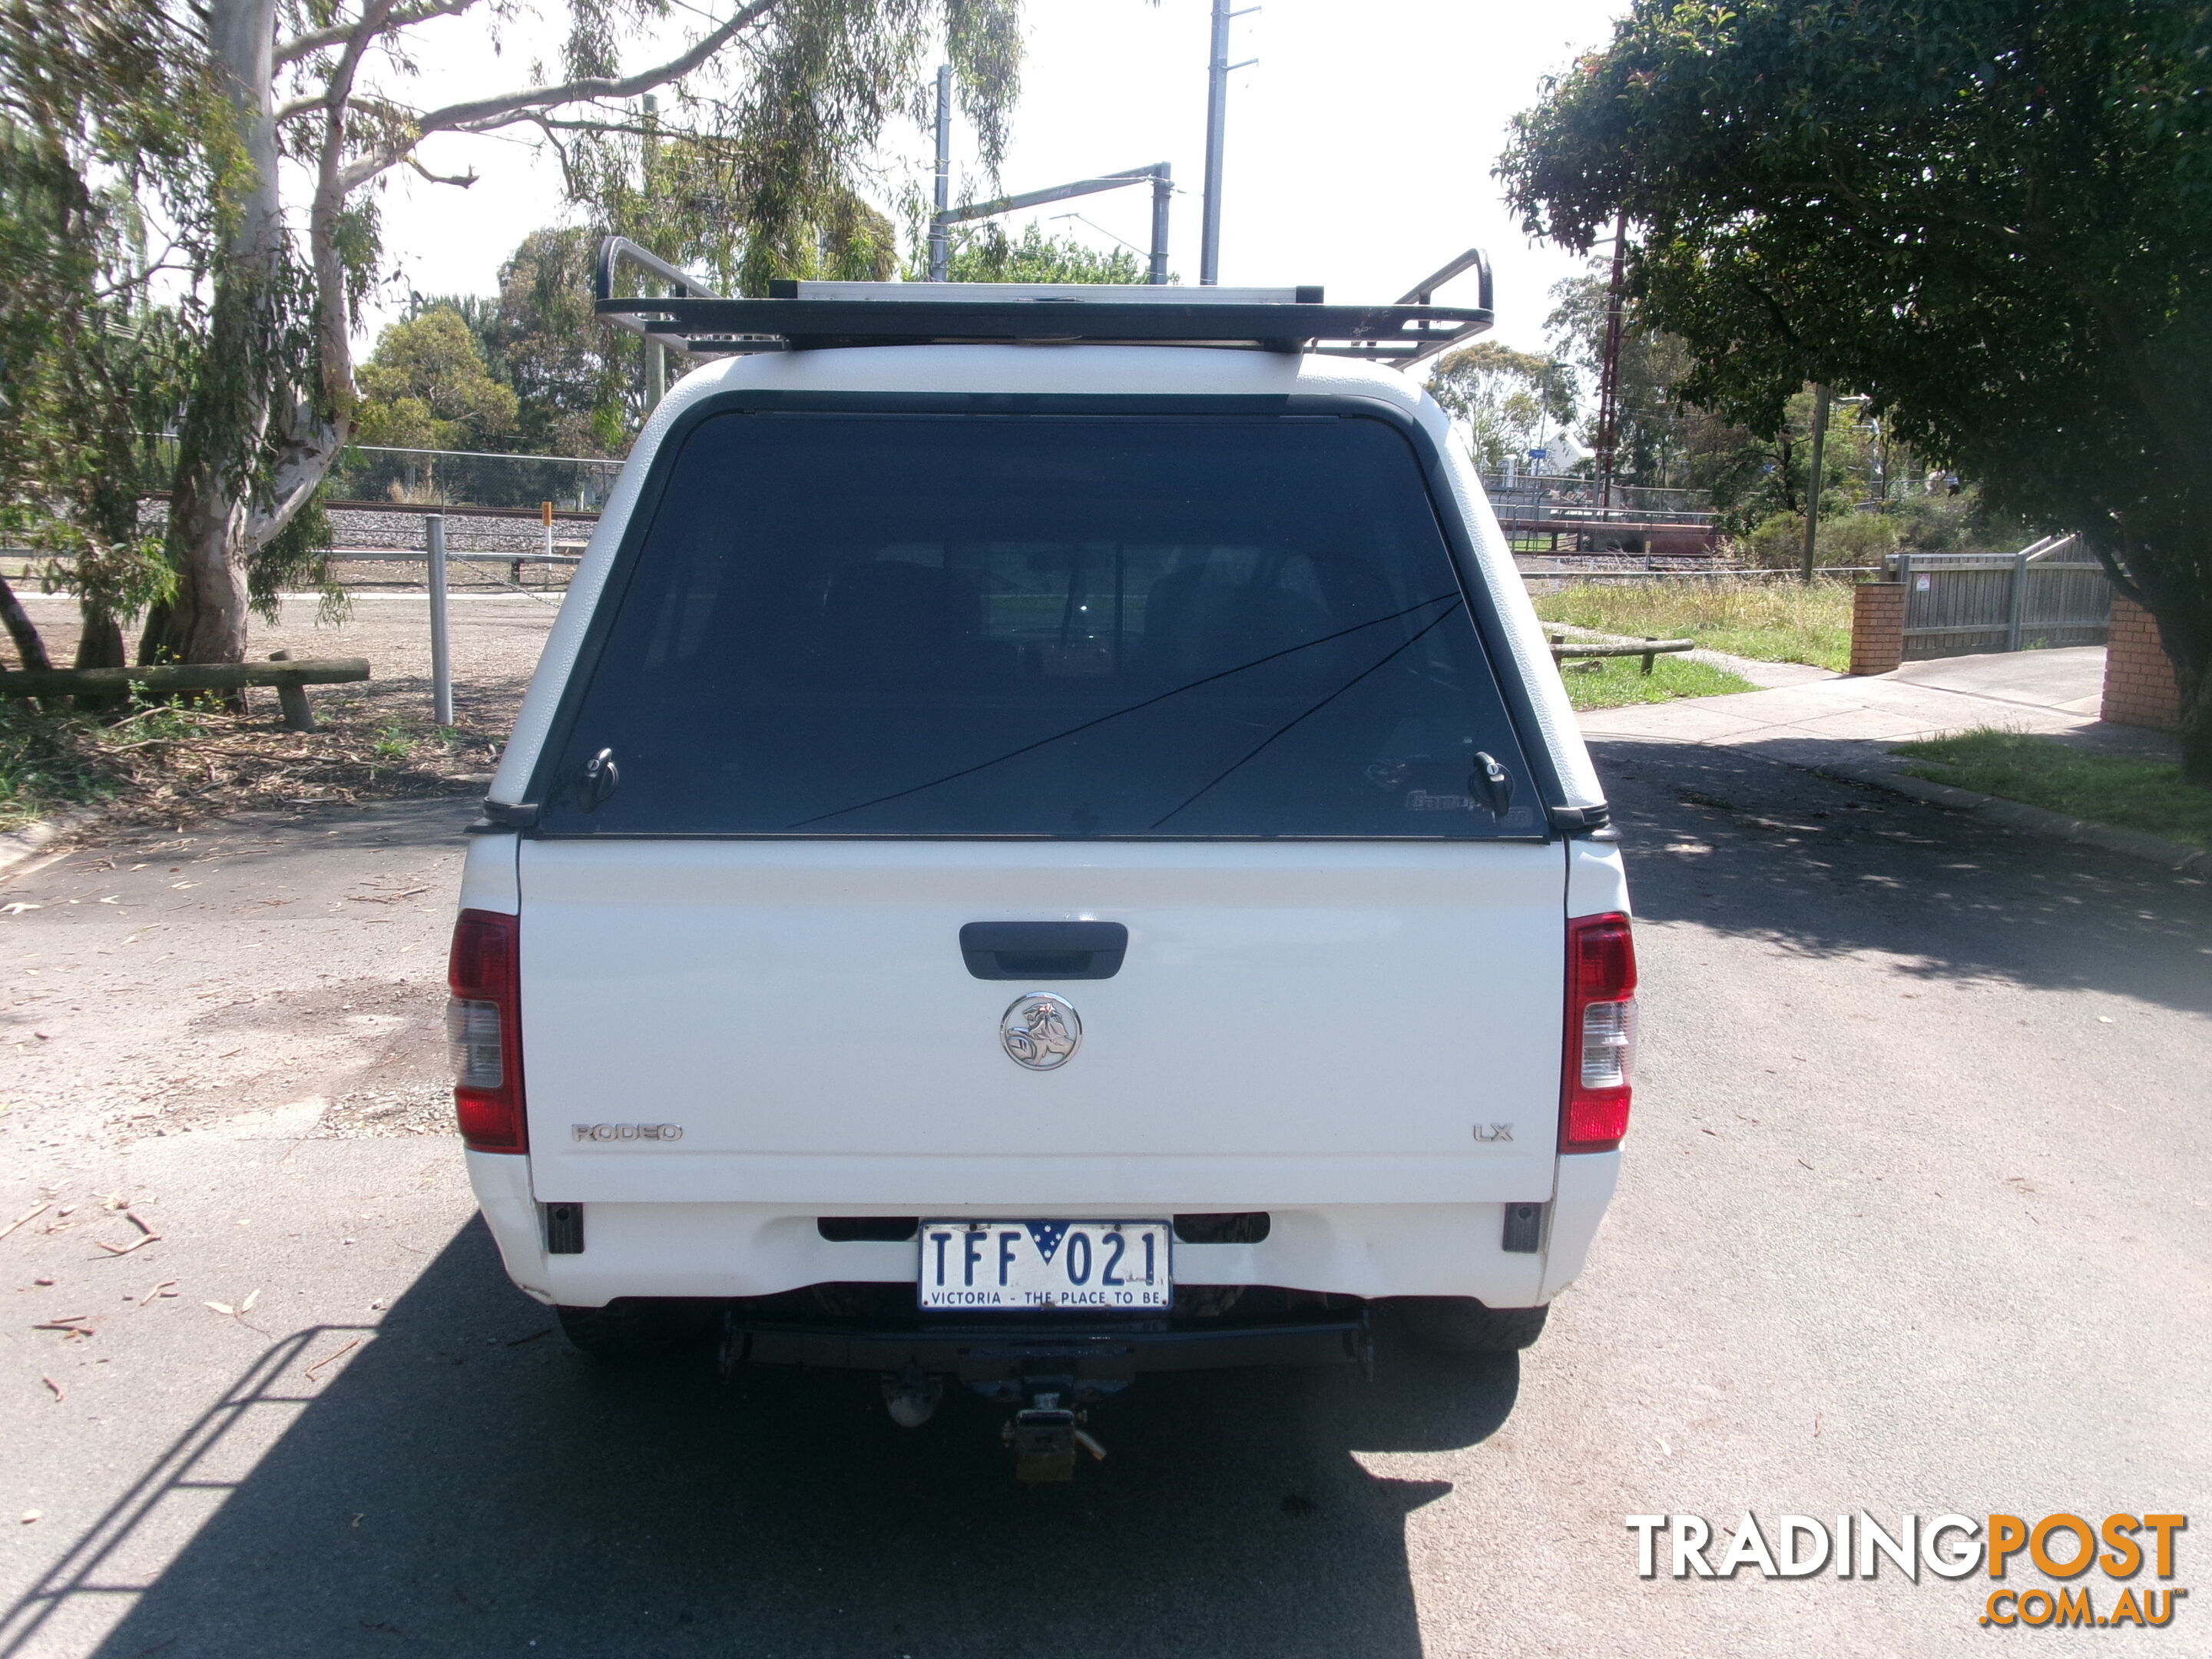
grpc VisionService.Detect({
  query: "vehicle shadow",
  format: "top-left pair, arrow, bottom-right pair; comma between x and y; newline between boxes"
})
1590,736 -> 2212,1015
31,1220 -> 1512,1659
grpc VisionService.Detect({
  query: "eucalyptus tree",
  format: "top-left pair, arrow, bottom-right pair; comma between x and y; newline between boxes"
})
0,0 -> 225,671
148,0 -> 1022,667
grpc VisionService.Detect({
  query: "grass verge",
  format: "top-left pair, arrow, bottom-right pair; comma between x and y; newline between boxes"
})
1892,727 -> 2211,849
1533,578 -> 1855,671
1560,654 -> 1757,711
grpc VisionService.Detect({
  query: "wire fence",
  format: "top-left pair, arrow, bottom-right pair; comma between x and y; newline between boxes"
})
324,445 -> 624,512
1481,472 -> 1717,525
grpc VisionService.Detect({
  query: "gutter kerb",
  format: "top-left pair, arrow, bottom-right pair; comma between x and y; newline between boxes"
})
1813,762 -> 2205,873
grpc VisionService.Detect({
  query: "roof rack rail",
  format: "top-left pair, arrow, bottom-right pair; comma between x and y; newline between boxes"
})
594,241 -> 1492,361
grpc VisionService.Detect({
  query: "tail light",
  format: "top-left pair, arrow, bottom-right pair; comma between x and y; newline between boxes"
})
448,909 -> 526,1152
1561,912 -> 1636,1152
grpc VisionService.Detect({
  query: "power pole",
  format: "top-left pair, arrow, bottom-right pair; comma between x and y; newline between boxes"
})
641,93 -> 666,412
1800,383 -> 1832,583
1200,0 -> 1257,285
929,65 -> 952,281
1591,208 -> 1630,512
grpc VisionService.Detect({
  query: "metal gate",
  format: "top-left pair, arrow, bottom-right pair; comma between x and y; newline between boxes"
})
1891,535 -> 2111,661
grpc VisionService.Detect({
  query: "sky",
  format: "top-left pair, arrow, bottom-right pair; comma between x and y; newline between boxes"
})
352,0 -> 1629,362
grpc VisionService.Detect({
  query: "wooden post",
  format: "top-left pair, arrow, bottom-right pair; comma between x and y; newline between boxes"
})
1800,383 -> 1831,583
267,649 -> 314,731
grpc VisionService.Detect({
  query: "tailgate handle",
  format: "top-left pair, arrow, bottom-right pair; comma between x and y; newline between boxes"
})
960,922 -> 1128,981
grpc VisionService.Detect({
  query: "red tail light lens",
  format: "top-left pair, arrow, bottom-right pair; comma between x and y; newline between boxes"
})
1561,912 -> 1637,1152
448,909 -> 526,1153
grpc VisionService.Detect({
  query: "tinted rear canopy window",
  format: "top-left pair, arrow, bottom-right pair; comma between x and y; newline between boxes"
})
539,411 -> 1539,838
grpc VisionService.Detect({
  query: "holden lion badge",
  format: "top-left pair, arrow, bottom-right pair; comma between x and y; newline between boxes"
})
1000,993 -> 1081,1071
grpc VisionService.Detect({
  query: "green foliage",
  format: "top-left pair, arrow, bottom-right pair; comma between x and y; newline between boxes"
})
1743,509 -> 1897,570
0,0 -> 225,628
1533,578 -> 1856,671
1426,343 -> 1572,472
932,221 -> 1150,284
0,700 -> 118,827
1499,0 -> 2212,775
481,228 -> 641,458
244,490 -> 345,628
355,309 -> 520,452
559,0 -> 1024,296
1894,729 -> 2212,849
1881,489 -> 2030,555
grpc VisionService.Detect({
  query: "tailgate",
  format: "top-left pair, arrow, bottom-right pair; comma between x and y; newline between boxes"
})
519,838 -> 1563,1207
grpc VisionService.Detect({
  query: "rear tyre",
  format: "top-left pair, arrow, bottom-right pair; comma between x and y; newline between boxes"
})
1390,1297 -> 1548,1355
555,1300 -> 692,1361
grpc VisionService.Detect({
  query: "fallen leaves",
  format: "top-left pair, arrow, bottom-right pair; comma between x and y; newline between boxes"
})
204,1286 -> 262,1320
41,1376 -> 62,1402
136,1280 -> 178,1306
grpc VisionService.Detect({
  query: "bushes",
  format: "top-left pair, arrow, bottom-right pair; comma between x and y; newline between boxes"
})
1742,510 -> 1898,568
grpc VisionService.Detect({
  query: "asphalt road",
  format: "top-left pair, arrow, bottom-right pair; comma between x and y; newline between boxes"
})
0,743 -> 2205,1659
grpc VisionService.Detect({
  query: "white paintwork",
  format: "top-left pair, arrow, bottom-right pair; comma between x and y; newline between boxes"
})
467,1150 -> 551,1304
1567,834 -> 1631,921
457,832 -> 518,916
461,333 -> 1632,1323
541,1200 -> 1548,1308
518,838 -> 1565,1209
1540,1149 -> 1621,1302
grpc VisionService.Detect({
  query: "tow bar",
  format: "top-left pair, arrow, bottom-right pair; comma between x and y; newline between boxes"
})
723,1310 -> 1366,1484
1001,1391 -> 1108,1484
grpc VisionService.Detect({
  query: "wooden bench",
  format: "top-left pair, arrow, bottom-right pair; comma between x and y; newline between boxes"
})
1548,635 -> 1697,676
0,655 -> 369,730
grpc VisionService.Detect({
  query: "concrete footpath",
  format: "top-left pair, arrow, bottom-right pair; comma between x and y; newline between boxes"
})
1576,644 -> 2123,763
1575,644 -> 2200,867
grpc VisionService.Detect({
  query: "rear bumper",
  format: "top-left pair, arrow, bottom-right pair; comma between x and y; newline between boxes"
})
464,1149 -> 1621,1311
733,1311 -> 1363,1390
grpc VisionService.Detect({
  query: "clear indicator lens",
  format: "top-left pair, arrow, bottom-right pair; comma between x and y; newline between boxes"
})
1579,999 -> 1634,1090
446,997 -> 503,1088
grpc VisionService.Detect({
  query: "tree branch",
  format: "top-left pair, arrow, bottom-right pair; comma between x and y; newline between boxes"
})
415,0 -> 780,137
406,154 -> 478,187
273,0 -> 480,68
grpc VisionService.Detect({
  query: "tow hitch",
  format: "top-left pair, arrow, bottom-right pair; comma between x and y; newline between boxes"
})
1000,1392 -> 1108,1484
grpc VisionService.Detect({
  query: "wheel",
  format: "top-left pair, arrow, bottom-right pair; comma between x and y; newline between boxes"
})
1389,1296 -> 1549,1355
555,1300 -> 694,1360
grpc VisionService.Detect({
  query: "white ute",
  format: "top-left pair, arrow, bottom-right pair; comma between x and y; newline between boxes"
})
447,276 -> 1634,1481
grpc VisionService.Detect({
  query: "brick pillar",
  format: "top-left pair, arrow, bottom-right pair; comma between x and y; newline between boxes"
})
1849,582 -> 1906,676
2101,595 -> 2184,730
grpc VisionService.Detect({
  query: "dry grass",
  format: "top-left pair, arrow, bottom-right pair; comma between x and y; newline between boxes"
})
1533,578 -> 1856,671
0,695 -> 499,833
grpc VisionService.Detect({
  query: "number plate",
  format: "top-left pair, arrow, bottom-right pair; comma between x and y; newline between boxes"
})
918,1220 -> 1171,1310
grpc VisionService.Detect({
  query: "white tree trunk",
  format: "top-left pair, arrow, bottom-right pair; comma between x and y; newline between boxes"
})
152,0 -> 348,665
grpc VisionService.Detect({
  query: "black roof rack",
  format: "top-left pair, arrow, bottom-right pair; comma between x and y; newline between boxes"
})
594,244 -> 1492,362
